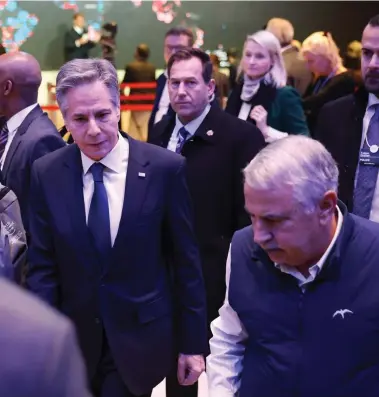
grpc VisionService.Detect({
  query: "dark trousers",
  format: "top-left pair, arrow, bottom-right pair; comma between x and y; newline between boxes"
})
92,334 -> 152,397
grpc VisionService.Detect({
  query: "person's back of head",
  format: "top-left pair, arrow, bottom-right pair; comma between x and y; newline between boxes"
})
266,18 -> 295,47
135,43 -> 150,61
0,52 -> 42,119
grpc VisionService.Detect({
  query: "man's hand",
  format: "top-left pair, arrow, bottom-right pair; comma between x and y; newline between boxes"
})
177,354 -> 205,386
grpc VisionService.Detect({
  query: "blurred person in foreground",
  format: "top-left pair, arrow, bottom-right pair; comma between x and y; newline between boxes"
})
0,276 -> 91,397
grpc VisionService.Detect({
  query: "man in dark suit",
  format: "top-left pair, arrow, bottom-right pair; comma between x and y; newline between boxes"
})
148,27 -> 194,134
0,52 -> 65,232
0,277 -> 91,397
148,48 -> 265,397
64,13 -> 97,62
315,14 -> 379,218
266,18 -> 312,96
122,44 -> 156,140
26,58 -> 207,397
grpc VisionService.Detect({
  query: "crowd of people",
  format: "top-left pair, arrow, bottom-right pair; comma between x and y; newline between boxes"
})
0,10 -> 377,397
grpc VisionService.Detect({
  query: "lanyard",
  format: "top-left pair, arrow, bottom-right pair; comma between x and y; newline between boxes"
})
312,70 -> 336,94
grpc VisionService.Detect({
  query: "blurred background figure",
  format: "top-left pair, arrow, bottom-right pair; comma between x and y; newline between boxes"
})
345,39 -> 363,86
122,43 -> 156,141
291,39 -> 302,51
0,277 -> 91,397
266,17 -> 312,96
209,53 -> 229,108
301,31 -> 356,134
0,45 -> 5,55
226,30 -> 309,143
64,13 -> 98,62
226,47 -> 239,91
100,21 -> 118,66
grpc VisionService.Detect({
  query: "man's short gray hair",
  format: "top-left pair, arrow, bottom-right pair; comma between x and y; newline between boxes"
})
56,58 -> 120,115
243,136 -> 339,212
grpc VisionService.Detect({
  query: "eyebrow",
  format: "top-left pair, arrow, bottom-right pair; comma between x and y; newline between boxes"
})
72,109 -> 111,117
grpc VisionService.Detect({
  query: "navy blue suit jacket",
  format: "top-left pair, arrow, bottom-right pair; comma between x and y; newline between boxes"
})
26,136 -> 207,395
1,105 -> 65,232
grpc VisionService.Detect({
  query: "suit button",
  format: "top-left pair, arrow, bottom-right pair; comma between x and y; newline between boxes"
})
95,317 -> 101,324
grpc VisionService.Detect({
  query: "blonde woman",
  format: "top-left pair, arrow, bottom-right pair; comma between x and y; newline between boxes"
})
301,31 -> 356,133
226,30 -> 309,143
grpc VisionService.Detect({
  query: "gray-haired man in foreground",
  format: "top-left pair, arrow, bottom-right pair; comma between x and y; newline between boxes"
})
208,135 -> 379,397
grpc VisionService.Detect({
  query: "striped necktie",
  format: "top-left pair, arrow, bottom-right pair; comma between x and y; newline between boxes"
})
175,127 -> 190,154
0,122 -> 8,160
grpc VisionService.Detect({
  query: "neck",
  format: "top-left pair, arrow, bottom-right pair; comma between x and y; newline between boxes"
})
295,214 -> 338,277
178,106 -> 207,125
5,101 -> 35,120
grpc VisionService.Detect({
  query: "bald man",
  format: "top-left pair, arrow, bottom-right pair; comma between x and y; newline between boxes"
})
0,52 -> 65,233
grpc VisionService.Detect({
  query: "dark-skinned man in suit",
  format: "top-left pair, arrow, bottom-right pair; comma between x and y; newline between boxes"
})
148,48 -> 265,397
0,52 -> 65,233
26,58 -> 207,397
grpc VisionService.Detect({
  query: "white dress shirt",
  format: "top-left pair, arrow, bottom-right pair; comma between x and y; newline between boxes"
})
238,102 -> 288,143
207,208 -> 343,397
0,103 -> 38,169
359,93 -> 379,222
167,104 -> 211,152
81,133 -> 129,246
154,70 -> 170,124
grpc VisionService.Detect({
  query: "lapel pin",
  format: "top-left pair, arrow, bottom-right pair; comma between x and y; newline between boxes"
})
206,130 -> 214,137
138,172 -> 146,178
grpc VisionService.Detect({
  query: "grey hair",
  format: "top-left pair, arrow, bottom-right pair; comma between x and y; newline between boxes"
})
56,58 -> 120,115
243,136 -> 339,213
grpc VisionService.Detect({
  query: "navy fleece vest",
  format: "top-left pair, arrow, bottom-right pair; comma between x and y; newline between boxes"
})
229,209 -> 379,397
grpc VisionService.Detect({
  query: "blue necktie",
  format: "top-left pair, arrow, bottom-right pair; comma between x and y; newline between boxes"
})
353,105 -> 379,218
88,163 -> 111,258
175,127 -> 190,154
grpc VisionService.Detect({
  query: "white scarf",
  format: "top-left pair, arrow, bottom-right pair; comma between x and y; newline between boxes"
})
240,76 -> 262,102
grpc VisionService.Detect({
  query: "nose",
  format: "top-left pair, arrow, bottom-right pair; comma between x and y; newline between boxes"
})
369,53 -> 379,68
253,219 -> 272,246
87,117 -> 101,137
177,81 -> 186,96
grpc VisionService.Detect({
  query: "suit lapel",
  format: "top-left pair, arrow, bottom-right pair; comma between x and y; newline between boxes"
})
2,105 -> 43,178
151,115 -> 175,148
62,145 -> 102,272
111,137 -> 150,257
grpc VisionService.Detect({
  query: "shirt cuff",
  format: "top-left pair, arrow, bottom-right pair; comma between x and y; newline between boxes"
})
265,126 -> 288,143
75,40 -> 81,48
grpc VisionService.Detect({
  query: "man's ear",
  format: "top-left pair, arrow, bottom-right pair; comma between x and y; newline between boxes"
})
208,78 -> 216,98
319,190 -> 338,225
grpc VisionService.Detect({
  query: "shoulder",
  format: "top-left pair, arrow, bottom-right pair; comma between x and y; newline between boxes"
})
32,144 -> 71,173
320,93 -> 355,114
276,85 -> 301,101
0,278 -> 72,347
130,137 -> 184,171
210,108 -> 264,146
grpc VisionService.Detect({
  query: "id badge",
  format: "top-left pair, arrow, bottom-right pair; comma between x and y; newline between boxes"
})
359,149 -> 379,166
